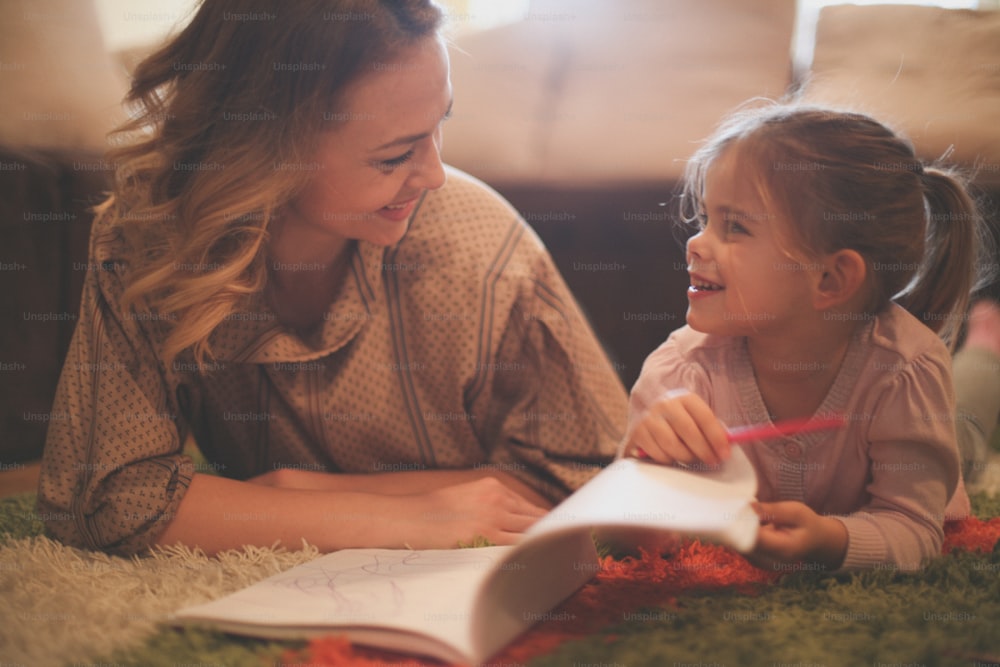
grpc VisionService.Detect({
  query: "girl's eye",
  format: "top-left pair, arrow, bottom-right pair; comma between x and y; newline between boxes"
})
724,219 -> 749,236
376,149 -> 415,172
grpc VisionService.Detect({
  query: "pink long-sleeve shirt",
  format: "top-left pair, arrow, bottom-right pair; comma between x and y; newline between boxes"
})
626,304 -> 969,571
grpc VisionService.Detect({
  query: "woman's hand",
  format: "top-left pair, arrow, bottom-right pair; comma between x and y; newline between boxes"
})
393,477 -> 549,548
249,467 -> 551,548
749,501 -> 848,572
624,389 -> 730,466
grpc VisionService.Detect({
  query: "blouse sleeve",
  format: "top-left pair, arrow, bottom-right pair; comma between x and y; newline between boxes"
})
621,331 -> 713,454
836,351 -> 962,571
36,224 -> 193,555
468,242 -> 628,503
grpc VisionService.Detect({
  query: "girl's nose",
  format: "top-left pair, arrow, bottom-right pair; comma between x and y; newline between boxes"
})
686,230 -> 708,265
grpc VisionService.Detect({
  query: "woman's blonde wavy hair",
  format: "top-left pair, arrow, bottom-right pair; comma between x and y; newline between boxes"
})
103,0 -> 443,365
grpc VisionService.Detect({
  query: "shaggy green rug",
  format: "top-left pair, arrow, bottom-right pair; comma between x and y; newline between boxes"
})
2,492 -> 999,667
534,542 -> 1000,667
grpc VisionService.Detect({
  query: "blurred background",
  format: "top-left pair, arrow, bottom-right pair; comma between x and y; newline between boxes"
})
2,0 -> 999,480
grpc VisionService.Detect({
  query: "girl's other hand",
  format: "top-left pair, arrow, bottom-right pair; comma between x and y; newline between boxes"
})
749,500 -> 848,572
624,389 -> 730,466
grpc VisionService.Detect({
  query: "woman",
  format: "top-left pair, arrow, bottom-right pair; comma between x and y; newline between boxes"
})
37,0 -> 627,556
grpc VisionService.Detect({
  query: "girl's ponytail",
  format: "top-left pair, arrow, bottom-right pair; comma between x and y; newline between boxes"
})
897,167 -> 989,347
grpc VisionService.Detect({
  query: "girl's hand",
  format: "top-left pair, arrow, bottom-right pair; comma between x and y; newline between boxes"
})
624,389 -> 731,465
749,501 -> 848,572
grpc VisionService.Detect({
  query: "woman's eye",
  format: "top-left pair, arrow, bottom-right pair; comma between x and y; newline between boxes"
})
376,149 -> 415,172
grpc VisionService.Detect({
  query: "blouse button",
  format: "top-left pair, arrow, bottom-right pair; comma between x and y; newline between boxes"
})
784,443 -> 803,460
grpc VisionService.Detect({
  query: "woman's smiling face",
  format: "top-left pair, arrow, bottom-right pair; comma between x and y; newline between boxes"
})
286,35 -> 453,247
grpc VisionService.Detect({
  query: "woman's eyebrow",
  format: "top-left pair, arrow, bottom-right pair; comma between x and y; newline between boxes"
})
372,98 -> 453,152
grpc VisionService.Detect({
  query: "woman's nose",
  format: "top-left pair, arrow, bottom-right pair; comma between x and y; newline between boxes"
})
407,132 -> 447,192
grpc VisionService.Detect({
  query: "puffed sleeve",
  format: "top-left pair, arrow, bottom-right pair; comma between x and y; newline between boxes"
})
837,352 -> 962,571
36,222 -> 193,555
621,329 -> 713,452
468,244 -> 628,503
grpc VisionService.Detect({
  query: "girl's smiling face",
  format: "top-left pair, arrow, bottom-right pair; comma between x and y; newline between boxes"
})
685,145 -> 821,337
285,35 -> 453,248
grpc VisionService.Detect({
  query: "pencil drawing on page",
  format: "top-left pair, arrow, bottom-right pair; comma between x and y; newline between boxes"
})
266,549 -> 500,618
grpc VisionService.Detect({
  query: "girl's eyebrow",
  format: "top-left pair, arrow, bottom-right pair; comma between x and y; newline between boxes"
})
717,205 -> 766,224
371,99 -> 453,152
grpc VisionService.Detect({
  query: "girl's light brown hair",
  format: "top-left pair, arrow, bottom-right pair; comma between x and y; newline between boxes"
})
101,0 -> 444,365
680,103 -> 994,346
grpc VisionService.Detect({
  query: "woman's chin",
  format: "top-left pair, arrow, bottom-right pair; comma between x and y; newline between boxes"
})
358,219 -> 413,247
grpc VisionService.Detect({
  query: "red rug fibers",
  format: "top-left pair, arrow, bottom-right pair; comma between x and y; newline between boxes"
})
279,517 -> 1000,667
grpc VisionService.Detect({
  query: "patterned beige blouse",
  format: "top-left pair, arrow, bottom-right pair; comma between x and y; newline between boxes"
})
37,168 -> 628,555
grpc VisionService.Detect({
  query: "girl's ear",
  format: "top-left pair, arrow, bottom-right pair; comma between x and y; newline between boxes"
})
814,249 -> 867,310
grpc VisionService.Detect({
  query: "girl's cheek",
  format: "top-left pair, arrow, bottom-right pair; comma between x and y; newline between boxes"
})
716,246 -> 735,274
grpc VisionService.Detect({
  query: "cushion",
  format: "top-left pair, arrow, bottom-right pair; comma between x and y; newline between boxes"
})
0,0 -> 129,153
443,0 -> 796,187
800,5 -> 1000,186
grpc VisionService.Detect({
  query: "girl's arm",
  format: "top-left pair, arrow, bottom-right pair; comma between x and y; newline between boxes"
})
832,346 -> 962,572
154,472 -> 548,555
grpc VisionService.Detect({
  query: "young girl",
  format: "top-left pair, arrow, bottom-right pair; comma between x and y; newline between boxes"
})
37,0 -> 626,556
623,104 -> 993,572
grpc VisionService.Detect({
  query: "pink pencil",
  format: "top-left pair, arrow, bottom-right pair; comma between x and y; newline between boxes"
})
634,413 -> 845,459
725,414 -> 846,445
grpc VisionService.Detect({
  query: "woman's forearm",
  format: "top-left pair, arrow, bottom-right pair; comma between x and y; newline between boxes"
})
153,473 -> 412,554
249,467 -> 554,508
154,471 -> 550,555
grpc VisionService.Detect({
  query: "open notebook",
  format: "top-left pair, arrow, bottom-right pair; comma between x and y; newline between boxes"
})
173,451 -> 759,665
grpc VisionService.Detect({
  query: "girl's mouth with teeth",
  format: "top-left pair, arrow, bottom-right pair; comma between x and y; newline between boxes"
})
689,278 -> 724,293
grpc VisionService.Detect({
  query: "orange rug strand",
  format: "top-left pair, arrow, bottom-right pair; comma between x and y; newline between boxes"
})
280,517 -> 1000,667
